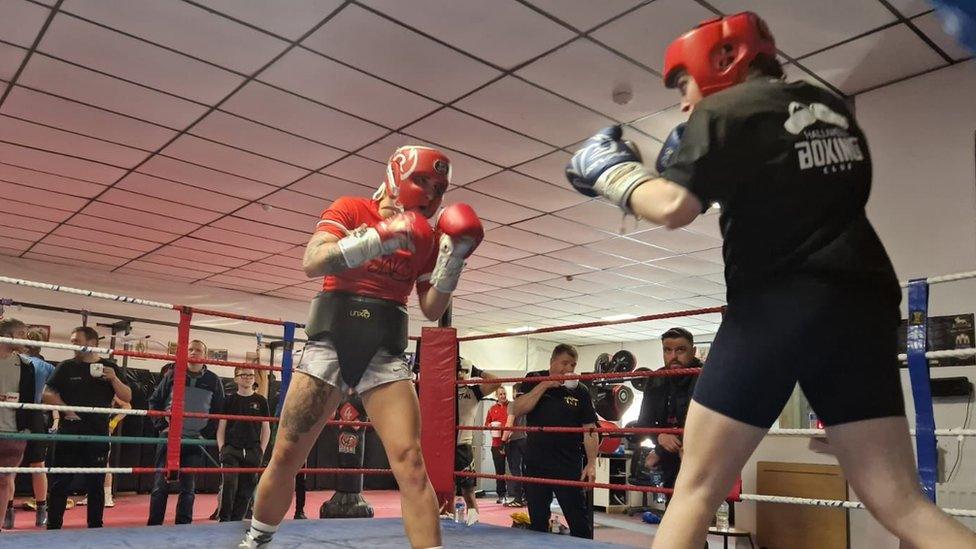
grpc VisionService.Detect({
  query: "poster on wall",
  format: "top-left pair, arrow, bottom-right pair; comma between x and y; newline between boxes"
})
26,325 -> 50,341
898,313 -> 975,367
209,349 -> 229,361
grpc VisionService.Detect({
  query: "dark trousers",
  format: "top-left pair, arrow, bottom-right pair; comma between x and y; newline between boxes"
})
47,440 -> 109,529
490,446 -> 507,497
148,445 -> 205,525
295,471 -> 306,514
219,445 -> 261,522
657,449 -> 681,506
505,438 -> 526,500
524,462 -> 592,539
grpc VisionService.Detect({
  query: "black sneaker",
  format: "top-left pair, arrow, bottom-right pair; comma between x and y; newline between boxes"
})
35,504 -> 47,527
2,506 -> 13,529
293,511 -> 307,520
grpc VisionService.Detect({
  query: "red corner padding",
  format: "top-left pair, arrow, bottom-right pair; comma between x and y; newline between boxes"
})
418,327 -> 458,508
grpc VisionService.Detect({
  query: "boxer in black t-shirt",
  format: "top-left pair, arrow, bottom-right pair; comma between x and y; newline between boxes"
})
565,11 -> 976,548
217,367 -> 270,522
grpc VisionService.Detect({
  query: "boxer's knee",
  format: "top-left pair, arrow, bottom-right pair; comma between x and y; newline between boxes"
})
388,441 -> 427,493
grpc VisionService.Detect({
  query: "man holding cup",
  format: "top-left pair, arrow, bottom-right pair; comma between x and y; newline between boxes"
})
44,326 -> 131,529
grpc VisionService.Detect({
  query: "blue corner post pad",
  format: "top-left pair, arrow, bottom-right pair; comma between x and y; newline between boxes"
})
275,321 -> 297,418
906,279 -> 937,502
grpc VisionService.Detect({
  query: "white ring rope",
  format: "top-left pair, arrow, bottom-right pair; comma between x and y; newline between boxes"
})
0,401 -> 149,416
0,337 -> 114,355
897,348 -> 976,361
0,467 -> 134,474
0,275 -> 173,309
768,428 -> 976,437
738,493 -> 976,518
901,270 -> 976,287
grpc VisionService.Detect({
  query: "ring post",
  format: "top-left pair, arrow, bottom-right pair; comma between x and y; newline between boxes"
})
906,279 -> 937,501
166,307 -> 192,477
275,322 -> 296,417
419,327 -> 457,510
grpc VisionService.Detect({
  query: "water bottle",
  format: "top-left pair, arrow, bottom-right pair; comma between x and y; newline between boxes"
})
808,411 -> 819,429
715,501 -> 730,531
454,497 -> 465,524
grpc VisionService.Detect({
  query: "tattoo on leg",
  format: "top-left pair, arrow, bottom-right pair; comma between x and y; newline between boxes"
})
281,382 -> 331,443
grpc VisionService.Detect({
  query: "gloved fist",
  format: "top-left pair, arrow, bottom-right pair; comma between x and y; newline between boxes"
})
655,123 -> 686,174
338,211 -> 433,268
566,125 -> 654,214
429,203 -> 484,293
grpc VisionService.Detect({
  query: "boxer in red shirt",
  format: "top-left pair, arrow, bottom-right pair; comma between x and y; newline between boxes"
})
244,146 -> 483,549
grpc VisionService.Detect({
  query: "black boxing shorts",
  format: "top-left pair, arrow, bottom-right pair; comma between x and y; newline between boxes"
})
454,443 -> 476,490
693,277 -> 906,428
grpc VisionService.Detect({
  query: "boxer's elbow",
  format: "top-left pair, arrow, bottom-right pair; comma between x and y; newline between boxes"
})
660,189 -> 702,229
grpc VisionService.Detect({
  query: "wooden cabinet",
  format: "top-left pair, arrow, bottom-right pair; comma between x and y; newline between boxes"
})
756,461 -> 849,549
594,454 -> 629,512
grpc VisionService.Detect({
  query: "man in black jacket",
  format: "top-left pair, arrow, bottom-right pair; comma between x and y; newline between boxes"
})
636,328 -> 702,504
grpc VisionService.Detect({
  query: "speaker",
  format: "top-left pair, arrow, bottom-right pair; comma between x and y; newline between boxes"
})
930,377 -> 974,398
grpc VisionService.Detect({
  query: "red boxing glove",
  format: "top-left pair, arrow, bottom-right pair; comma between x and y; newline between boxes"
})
429,203 -> 484,293
338,211 -> 433,268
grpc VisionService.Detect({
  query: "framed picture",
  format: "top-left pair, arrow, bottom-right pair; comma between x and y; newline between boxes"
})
208,349 -> 228,361
167,341 -> 178,356
26,325 -> 50,341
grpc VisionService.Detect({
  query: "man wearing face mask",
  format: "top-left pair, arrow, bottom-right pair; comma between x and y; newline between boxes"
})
511,344 -> 597,539
636,328 -> 702,506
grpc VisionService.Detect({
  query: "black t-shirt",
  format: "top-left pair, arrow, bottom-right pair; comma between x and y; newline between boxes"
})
516,371 -> 598,475
46,358 -> 121,436
663,78 -> 899,303
222,393 -> 269,449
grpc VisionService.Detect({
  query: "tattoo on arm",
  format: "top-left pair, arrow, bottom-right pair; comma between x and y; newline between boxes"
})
303,233 -> 348,277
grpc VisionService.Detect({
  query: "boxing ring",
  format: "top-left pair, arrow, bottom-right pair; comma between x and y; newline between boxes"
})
0,270 -> 975,546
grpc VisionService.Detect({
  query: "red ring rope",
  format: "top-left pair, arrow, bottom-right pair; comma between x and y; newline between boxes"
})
456,425 -> 683,435
456,367 -> 701,385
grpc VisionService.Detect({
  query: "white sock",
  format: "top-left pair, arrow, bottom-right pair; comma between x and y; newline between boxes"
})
249,518 -> 279,539
465,508 -> 479,526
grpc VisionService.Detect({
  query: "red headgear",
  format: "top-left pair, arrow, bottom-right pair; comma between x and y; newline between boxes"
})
377,145 -> 451,218
663,11 -> 776,98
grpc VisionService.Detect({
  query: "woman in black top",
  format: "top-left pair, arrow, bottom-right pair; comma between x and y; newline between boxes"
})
566,11 -> 975,549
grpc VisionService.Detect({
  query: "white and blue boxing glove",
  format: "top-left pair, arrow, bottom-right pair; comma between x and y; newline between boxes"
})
654,123 -> 686,174
565,126 -> 655,215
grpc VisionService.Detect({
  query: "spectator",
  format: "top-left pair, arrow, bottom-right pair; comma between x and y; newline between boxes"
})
216,366 -> 270,522
4,328 -> 54,529
147,339 -> 224,526
79,395 -> 130,509
447,358 -> 501,525
484,386 -> 509,504
0,319 -> 42,534
636,328 -> 702,506
503,407 -> 528,508
511,344 -> 597,539
44,326 -> 131,530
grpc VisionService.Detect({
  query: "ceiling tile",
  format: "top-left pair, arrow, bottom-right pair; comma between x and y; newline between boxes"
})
517,38 -> 674,121
0,87 -> 178,151
193,0 -> 344,40
0,199 -> 69,223
513,215 -> 608,244
912,11 -> 973,61
288,173 -> 374,202
202,273 -> 285,292
524,0 -> 641,31
117,263 -> 208,283
462,269 -> 529,289
709,0 -> 896,58
261,189 -> 327,216
28,243 -> 130,267
512,282 -> 580,300
358,133 -> 501,186
627,227 -> 722,254
658,276 -> 726,296
169,236 -> 269,261
260,47 -> 438,127
471,241 -> 533,262
0,235 -> 38,254
0,163 -> 106,197
0,115 -> 149,167
457,77 -> 616,146
190,226 -> 293,254
192,111 -> 343,170
587,237 -> 673,261
236,203 -> 318,233
443,188 -> 542,225
555,200 -> 657,234
467,171 -> 586,211
799,24 -> 945,94
0,225 -> 44,243
683,212 -> 722,239
40,14 -> 244,104
40,233 -> 145,259
319,155 -> 386,186
362,0 -> 575,69
403,108 -> 553,165
0,43 -> 26,81
221,82 -> 388,151
66,215 -> 179,243
687,247 -> 724,265
0,214 -> 57,234
211,216 -> 308,245
0,141 -> 126,184
51,225 -> 163,253
1,0 -> 49,47
82,201 -> 200,234
304,4 -> 499,102
162,134 -> 309,186
138,155 -> 278,200
116,172 -> 248,213
485,226 -> 572,254
478,288 -> 553,305
675,296 -> 726,309
546,245 -> 634,269
608,262 -> 684,283
512,149 -> 574,191
887,0 -> 931,17
591,0 -> 715,74
538,299 -> 600,314
630,104 -> 687,141
62,0 -> 288,74
478,262 -> 558,283
97,188 -> 223,225
512,254 -> 594,276
649,255 -> 724,276
18,54 -> 208,128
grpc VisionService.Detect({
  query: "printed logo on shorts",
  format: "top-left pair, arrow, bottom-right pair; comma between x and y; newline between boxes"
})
349,308 -> 371,320
785,102 -> 865,174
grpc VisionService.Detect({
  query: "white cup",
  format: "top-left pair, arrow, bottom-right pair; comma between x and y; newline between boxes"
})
89,363 -> 104,378
563,379 -> 579,390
